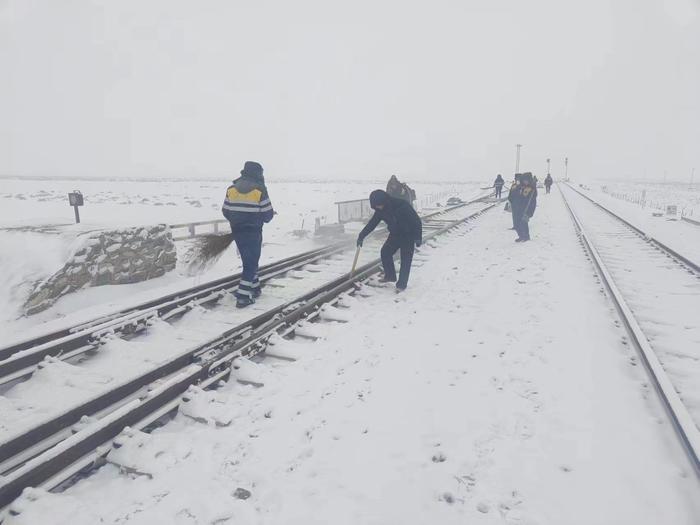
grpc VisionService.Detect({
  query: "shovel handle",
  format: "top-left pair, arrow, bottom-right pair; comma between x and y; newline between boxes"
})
351,245 -> 361,274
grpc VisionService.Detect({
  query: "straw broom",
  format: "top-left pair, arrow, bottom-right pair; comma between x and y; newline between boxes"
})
184,232 -> 234,275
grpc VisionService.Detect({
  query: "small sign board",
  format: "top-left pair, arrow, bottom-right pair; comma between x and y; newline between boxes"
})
666,204 -> 678,220
68,190 -> 84,223
68,191 -> 84,207
335,198 -> 373,224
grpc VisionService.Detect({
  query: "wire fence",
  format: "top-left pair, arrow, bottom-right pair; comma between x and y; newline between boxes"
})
600,186 -> 696,218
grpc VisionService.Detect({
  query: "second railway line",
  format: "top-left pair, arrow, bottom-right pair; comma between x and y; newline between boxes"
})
560,182 -> 700,475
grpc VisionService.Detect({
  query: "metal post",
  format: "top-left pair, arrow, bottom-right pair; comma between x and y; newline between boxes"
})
73,206 -> 80,224
564,157 -> 569,181
546,158 -> 551,175
515,144 -> 522,173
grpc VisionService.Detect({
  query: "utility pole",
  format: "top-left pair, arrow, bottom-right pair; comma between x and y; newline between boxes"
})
546,158 -> 551,175
515,144 -> 522,174
564,157 -> 568,181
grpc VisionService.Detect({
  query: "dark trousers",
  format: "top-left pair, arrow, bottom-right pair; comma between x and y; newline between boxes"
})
545,185 -> 551,194
380,235 -> 415,288
495,186 -> 503,199
515,215 -> 531,240
233,230 -> 262,298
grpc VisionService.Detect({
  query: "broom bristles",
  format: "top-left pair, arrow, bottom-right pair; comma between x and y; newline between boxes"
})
185,233 -> 234,275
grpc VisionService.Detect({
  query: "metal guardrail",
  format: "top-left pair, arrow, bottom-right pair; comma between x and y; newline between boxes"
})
169,219 -> 230,241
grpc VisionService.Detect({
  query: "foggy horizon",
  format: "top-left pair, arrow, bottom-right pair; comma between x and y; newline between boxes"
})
1,0 -> 698,183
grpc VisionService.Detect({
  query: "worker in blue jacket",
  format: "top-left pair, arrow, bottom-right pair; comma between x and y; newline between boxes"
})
222,161 -> 274,307
357,190 -> 422,292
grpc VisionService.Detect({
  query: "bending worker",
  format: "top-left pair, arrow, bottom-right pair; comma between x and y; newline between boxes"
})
222,161 -> 274,308
357,189 -> 422,292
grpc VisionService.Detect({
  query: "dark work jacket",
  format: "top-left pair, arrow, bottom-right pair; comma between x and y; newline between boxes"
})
507,182 -> 519,203
544,175 -> 553,186
358,196 -> 422,243
494,176 -> 504,188
221,175 -> 274,232
511,185 -> 537,218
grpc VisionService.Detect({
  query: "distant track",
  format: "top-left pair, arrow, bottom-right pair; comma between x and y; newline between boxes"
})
0,197 -> 497,511
559,183 -> 700,478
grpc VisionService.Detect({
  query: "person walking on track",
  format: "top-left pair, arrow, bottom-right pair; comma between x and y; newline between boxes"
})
544,173 -> 553,194
357,189 -> 422,292
222,161 -> 274,308
493,174 -> 505,199
512,172 -> 537,242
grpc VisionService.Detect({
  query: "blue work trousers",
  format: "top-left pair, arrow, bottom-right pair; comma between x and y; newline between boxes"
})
233,230 -> 262,298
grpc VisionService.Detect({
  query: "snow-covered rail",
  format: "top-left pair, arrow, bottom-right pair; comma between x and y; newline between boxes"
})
0,200 -> 497,511
559,183 -> 700,477
0,199 -> 489,387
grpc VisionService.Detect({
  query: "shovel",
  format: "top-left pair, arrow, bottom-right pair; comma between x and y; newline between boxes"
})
350,245 -> 361,275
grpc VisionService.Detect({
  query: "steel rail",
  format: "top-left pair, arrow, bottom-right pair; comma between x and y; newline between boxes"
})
0,244 -> 349,386
564,183 -> 699,274
0,202 -> 490,472
558,184 -> 700,479
0,202 -> 496,510
0,204 -> 473,385
0,197 -> 485,369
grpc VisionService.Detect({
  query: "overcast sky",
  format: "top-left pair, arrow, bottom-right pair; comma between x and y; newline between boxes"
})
1,0 -> 698,182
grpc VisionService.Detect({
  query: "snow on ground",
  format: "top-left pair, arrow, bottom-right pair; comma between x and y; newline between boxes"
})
0,178 -> 481,338
7,187 -> 699,524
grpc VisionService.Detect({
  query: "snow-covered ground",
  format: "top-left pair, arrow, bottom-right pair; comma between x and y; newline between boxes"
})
0,178 -> 482,337
6,187 -> 699,524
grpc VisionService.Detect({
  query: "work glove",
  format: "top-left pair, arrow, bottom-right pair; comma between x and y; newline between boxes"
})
357,237 -> 364,248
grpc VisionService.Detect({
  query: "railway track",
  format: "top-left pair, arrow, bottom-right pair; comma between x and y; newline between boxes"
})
559,183 -> 700,476
0,199 -> 485,388
0,197 -> 496,512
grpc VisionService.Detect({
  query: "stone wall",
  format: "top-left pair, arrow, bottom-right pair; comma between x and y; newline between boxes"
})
25,224 -> 177,315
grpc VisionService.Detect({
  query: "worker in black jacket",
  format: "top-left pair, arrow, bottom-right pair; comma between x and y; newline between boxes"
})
357,190 -> 422,292
507,173 -> 522,230
512,172 -> 537,242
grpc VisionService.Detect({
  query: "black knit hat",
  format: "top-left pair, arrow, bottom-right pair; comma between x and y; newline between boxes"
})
369,189 -> 389,209
241,161 -> 264,180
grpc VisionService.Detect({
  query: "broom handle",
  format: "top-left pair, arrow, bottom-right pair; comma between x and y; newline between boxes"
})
351,245 -> 361,274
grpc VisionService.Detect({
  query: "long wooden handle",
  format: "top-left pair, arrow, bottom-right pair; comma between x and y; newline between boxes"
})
351,246 -> 361,274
